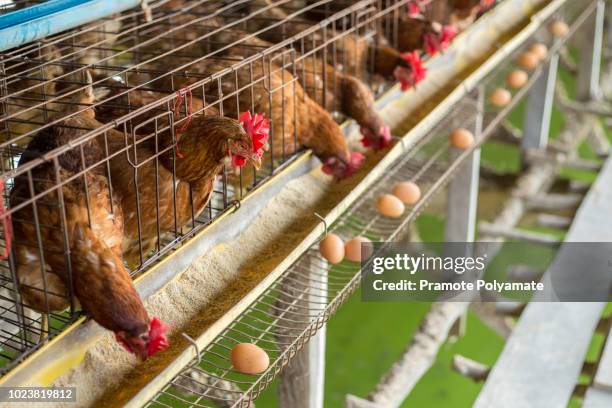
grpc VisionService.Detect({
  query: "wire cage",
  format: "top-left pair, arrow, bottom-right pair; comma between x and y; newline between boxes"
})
143,1 -> 597,404
0,0 -> 444,374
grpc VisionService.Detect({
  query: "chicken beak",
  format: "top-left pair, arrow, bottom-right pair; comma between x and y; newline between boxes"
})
251,154 -> 262,170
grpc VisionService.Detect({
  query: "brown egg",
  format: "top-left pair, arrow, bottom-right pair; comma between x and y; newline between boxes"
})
506,70 -> 528,89
518,52 -> 539,70
345,236 -> 373,263
530,43 -> 548,61
450,128 -> 474,149
393,181 -> 421,205
319,233 -> 344,264
231,343 -> 270,375
376,194 -> 405,218
549,20 -> 569,38
489,88 -> 512,107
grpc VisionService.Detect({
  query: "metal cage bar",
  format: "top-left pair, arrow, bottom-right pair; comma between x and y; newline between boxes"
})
139,1 -> 592,405
0,0 -> 448,375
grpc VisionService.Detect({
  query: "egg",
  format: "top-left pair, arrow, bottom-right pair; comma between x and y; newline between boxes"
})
489,88 -> 512,107
450,128 -> 474,149
319,233 -> 344,264
506,70 -> 528,89
518,51 -> 539,70
345,236 -> 373,263
231,343 -> 270,375
549,20 -> 569,37
377,194 -> 405,218
530,43 -> 548,61
392,181 -> 421,205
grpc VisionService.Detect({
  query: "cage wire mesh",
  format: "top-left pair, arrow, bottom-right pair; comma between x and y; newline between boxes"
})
0,0 -> 590,382
144,2 -> 596,404
0,0 -> 446,374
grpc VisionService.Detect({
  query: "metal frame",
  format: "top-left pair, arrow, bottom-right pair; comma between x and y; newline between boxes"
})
476,3 -> 608,406
0,0 -> 588,404
0,0 -> 418,373
577,0 -> 606,100
522,54 -> 559,150
132,1 -> 590,405
0,0 -> 143,51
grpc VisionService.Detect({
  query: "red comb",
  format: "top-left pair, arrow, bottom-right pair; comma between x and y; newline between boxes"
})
234,111 -> 270,168
439,26 -> 457,50
394,51 -> 427,91
321,152 -> 365,179
423,32 -> 439,56
361,126 -> 392,150
407,0 -> 432,17
407,1 -> 421,17
147,317 -> 170,357
481,0 -> 494,6
424,26 -> 456,56
239,111 -> 270,157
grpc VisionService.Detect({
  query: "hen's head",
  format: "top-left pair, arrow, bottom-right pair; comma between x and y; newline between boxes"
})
361,125 -> 392,150
229,111 -> 270,170
394,51 -> 427,91
302,98 -> 363,180
424,26 -> 457,56
116,317 -> 170,361
321,151 -> 365,179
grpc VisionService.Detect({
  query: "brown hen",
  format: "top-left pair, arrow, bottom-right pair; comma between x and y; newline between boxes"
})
10,89 -> 169,360
196,27 -> 392,150
242,1 -> 405,78
154,56 -> 361,183
2,45 -> 64,140
88,69 -> 265,265
108,109 -> 258,265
